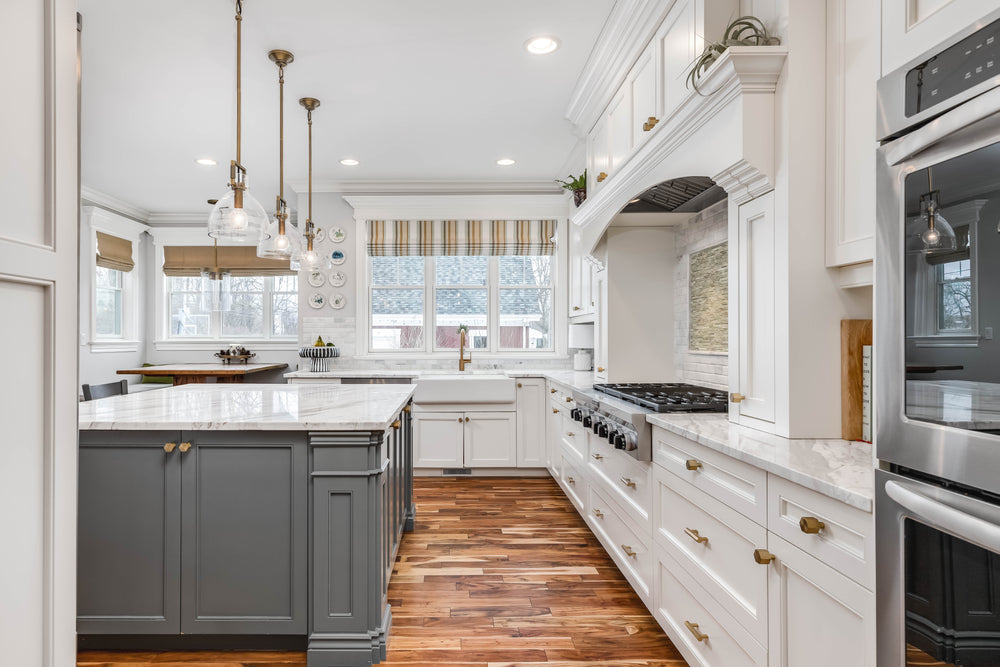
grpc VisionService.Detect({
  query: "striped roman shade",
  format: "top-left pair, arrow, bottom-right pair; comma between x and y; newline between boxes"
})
367,219 -> 557,257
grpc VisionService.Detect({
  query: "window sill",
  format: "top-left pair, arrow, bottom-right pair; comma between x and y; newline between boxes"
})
358,351 -> 568,361
153,339 -> 299,352
908,334 -> 980,348
89,339 -> 141,353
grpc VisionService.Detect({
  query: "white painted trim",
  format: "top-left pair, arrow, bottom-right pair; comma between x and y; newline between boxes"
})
146,212 -> 212,227
343,194 -> 568,220
152,339 -> 298,352
88,340 -> 142,353
80,185 -> 151,222
82,207 -> 146,347
288,179 -> 564,195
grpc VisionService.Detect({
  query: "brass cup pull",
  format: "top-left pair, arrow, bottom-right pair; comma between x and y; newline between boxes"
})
597,172 -> 608,182
178,442 -> 192,453
553,408 -> 560,414
551,388 -> 557,394
392,420 -> 401,430
754,548 -> 775,565
799,516 -> 826,534
621,544 -> 637,558
163,442 -> 177,453
620,476 -> 636,489
567,476 -> 576,484
731,392 -> 746,403
684,620 -> 709,643
565,397 -> 573,403
592,453 -> 603,460
597,366 -> 605,373
685,459 -> 703,471
642,116 -> 660,132
684,528 -> 709,545
593,509 -> 604,518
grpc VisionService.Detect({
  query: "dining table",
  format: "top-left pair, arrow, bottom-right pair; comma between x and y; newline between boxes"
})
117,362 -> 289,386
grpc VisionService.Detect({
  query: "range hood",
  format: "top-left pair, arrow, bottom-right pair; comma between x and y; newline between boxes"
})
621,177 -> 727,214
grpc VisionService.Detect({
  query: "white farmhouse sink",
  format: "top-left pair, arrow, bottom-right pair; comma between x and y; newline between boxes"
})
413,375 -> 516,404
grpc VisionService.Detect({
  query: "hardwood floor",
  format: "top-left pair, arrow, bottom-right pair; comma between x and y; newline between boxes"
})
78,476 -> 687,667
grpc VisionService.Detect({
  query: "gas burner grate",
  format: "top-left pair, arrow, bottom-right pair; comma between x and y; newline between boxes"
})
593,383 -> 729,413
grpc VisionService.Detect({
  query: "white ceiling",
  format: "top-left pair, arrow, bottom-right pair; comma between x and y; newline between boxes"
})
79,0 -> 614,215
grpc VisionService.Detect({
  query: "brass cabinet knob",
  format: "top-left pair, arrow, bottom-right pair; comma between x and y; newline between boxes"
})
567,476 -> 576,484
684,527 -> 709,545
566,397 -> 573,403
517,383 -> 523,388
642,116 -> 660,132
621,544 -> 637,558
731,392 -> 746,403
551,388 -> 557,394
163,442 -> 177,453
573,305 -> 582,311
402,405 -> 411,413
754,548 -> 776,565
684,620 -> 709,642
465,417 -> 470,423
685,459 -> 703,471
392,420 -> 401,430
459,417 -> 464,422
799,516 -> 826,534
566,432 -> 576,437
597,172 -> 608,182
553,408 -> 560,414
597,366 -> 605,373
593,509 -> 604,518
620,476 -> 636,489
592,453 -> 603,460
178,442 -> 192,453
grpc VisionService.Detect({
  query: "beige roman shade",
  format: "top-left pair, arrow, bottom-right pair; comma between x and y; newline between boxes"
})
96,231 -> 135,272
366,219 -> 557,257
162,246 -> 294,277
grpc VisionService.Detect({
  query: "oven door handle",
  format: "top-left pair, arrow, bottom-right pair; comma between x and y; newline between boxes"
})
885,85 -> 1000,166
886,480 -> 1000,553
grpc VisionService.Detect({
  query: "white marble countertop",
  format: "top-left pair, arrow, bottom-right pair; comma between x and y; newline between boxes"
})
906,380 -> 1000,430
647,414 -> 874,512
283,367 -> 595,386
79,383 -> 415,432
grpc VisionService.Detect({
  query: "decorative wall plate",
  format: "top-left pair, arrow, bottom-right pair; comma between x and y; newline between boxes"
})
307,271 -> 325,287
313,228 -> 325,243
329,227 -> 346,243
330,250 -> 346,265
330,293 -> 346,309
308,292 -> 326,309
330,270 -> 346,287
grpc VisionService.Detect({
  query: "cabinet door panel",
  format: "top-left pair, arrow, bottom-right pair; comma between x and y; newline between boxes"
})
737,193 -> 776,424
658,0 -> 695,119
516,379 -> 546,468
608,88 -> 632,172
589,117 -> 610,192
631,44 -> 658,148
464,412 -> 517,467
414,412 -> 464,467
181,433 -> 307,634
77,432 -> 182,634
594,269 -> 609,380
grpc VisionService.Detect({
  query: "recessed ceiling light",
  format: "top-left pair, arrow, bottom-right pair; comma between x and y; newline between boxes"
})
340,158 -> 359,166
497,158 -> 516,166
195,158 -> 217,166
525,36 -> 560,55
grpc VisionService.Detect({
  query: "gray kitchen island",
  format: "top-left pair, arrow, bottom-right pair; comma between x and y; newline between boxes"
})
77,383 -> 415,666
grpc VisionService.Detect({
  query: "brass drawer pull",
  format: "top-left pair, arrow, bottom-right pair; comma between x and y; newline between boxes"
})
685,459 -> 703,471
592,453 -> 603,460
566,432 -> 576,437
551,388 -> 557,394
565,397 -> 573,403
553,408 -> 560,414
684,620 -> 709,642
597,172 -> 608,183
178,442 -> 192,453
799,516 -> 826,534
597,366 -> 605,373
642,116 -> 660,131
392,420 -> 401,430
567,476 -> 576,484
731,392 -> 746,403
754,548 -> 775,565
402,405 -> 411,413
621,544 -> 637,558
620,476 -> 636,489
163,442 -> 177,453
573,305 -> 582,311
593,509 -> 604,518
684,528 -> 708,545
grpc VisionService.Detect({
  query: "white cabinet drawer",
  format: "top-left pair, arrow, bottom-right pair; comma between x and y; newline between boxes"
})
654,548 -> 767,667
653,426 -> 767,524
559,444 -> 587,513
588,434 -> 652,529
587,483 -> 653,601
767,474 -> 874,590
560,415 -> 587,461
653,465 -> 768,645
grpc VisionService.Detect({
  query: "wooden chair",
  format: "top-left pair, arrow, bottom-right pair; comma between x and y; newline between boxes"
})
82,379 -> 129,401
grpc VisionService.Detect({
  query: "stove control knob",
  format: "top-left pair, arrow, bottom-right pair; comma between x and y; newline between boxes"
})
598,422 -> 610,438
613,432 -> 626,449
570,408 -> 582,422
592,418 -> 603,434
608,429 -> 619,445
582,413 -> 593,428
622,430 -> 638,451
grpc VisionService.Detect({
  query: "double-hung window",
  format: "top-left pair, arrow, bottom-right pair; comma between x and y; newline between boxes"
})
166,275 -> 298,340
95,266 -> 124,338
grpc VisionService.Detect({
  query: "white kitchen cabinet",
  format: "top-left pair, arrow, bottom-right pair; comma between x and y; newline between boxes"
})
515,378 -> 546,468
568,224 -> 596,319
765,533 -> 875,667
593,268 -> 608,380
413,411 -> 516,468
825,0 -> 879,271
881,0 -> 995,75
608,87 -> 632,174
588,113 -> 610,193
732,192 -> 776,427
656,0 -> 697,120
630,42 -> 659,150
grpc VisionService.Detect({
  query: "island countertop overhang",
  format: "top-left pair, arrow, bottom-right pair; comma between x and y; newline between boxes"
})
78,383 -> 415,432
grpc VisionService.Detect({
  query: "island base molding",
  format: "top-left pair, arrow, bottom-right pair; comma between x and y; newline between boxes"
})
308,606 -> 392,667
77,634 -> 307,652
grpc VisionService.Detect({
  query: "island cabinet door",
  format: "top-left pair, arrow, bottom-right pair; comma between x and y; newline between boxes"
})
179,432 -> 307,634
78,431 -> 182,634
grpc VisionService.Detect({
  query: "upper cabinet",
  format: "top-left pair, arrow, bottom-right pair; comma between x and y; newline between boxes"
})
881,0 -> 998,75
588,114 -> 611,193
657,0 -> 697,121
630,43 -> 658,150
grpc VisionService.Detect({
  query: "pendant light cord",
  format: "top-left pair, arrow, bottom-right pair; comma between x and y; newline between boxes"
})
307,108 -> 313,226
235,0 -> 243,166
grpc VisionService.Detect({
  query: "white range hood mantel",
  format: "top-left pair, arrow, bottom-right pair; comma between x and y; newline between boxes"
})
571,46 -> 788,253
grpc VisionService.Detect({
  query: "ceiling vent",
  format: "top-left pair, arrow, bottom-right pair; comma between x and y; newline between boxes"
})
622,176 -> 727,214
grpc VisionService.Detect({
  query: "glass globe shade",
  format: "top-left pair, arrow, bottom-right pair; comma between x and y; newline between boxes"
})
298,246 -> 331,272
208,188 -> 270,243
905,211 -> 958,255
257,218 -> 303,259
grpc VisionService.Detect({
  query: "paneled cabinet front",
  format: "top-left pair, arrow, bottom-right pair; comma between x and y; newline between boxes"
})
515,378 -> 546,468
78,431 -> 308,636
413,411 -> 516,468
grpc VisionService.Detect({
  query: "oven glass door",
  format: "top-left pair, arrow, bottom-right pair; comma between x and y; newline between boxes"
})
904,516 -> 1000,665
903,140 -> 1000,435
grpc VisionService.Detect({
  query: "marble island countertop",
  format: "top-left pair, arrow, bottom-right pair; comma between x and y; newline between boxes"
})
905,380 -> 1000,430
647,413 -> 874,512
79,383 -> 415,432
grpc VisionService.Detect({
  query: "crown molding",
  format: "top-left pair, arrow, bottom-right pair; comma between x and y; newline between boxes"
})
564,0 -> 673,134
145,212 -> 208,227
286,179 -> 564,196
80,186 -> 151,222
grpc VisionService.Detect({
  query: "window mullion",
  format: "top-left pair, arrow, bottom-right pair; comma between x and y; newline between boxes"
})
488,258 -> 499,353
426,257 -> 434,354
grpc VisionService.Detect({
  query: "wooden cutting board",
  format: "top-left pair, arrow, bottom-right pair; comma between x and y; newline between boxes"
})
841,319 -> 873,441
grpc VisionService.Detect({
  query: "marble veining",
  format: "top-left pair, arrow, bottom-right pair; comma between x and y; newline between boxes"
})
647,413 -> 874,512
79,383 -> 415,431
905,380 -> 1000,430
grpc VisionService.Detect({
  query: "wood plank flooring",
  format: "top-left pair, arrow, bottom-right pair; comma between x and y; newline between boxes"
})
78,476 -> 687,667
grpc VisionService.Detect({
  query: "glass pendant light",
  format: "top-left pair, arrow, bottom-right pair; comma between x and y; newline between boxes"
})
258,50 -> 303,259
296,97 -> 331,272
906,168 -> 957,255
208,0 -> 269,243
200,239 -> 233,312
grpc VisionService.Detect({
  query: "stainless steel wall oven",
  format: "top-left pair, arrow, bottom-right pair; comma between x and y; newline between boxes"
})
876,8 -> 1000,666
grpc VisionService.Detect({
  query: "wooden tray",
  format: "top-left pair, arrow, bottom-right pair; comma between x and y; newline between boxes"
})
214,352 -> 256,365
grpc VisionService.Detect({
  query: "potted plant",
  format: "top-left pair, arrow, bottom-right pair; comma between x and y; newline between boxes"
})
686,16 -> 780,95
557,170 -> 588,207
